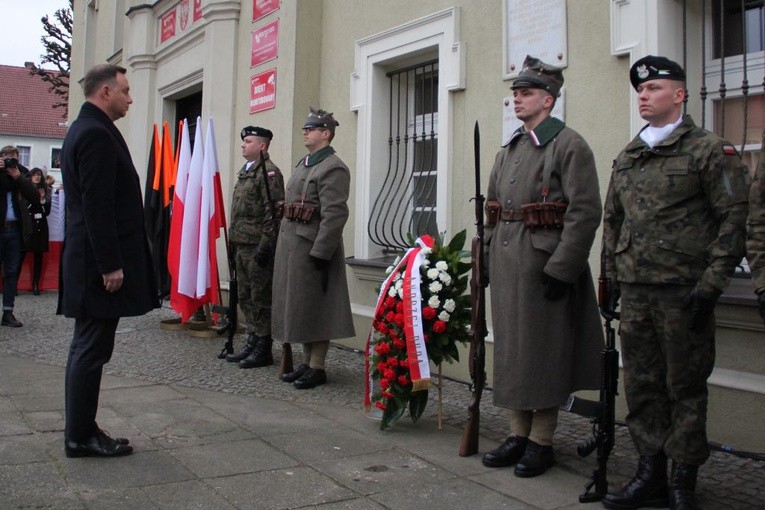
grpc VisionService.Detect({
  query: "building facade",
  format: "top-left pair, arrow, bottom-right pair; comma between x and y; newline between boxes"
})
70,0 -> 764,450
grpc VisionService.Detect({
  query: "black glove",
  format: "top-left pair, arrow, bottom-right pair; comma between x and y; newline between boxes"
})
600,280 -> 620,321
757,291 -> 765,324
311,256 -> 330,293
683,286 -> 718,331
543,273 -> 571,301
254,244 -> 272,267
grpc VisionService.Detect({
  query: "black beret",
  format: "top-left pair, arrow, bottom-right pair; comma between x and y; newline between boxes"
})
630,55 -> 686,90
240,126 -> 273,140
303,107 -> 339,129
511,55 -> 564,97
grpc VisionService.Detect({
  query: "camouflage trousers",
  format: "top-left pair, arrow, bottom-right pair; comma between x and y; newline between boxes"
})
235,244 -> 274,337
619,283 -> 715,466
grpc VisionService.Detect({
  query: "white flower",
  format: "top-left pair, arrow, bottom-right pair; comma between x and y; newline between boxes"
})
443,299 -> 456,313
427,268 -> 439,280
428,295 -> 441,308
393,255 -> 401,266
420,247 -> 433,256
395,279 -> 403,291
397,288 -> 404,299
388,287 -> 397,297
438,311 -> 451,322
435,260 -> 448,271
428,281 -> 443,293
393,270 -> 401,281
385,265 -> 394,275
438,272 -> 452,285
421,258 -> 430,268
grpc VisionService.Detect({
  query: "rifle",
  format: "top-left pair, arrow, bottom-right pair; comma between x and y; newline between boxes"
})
216,242 -> 238,359
459,121 -> 487,457
561,249 -> 619,502
257,150 -> 293,377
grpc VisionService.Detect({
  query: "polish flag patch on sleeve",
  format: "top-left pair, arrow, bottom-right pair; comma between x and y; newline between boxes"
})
722,144 -> 738,156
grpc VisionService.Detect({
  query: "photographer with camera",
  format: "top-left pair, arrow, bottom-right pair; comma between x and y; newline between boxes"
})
0,145 -> 37,327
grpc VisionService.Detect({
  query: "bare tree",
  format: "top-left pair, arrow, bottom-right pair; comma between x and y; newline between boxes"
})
28,0 -> 73,115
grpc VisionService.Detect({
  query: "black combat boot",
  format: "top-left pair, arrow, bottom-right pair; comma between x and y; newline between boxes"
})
669,462 -> 699,510
225,333 -> 258,363
602,453 -> 669,509
482,435 -> 528,467
239,336 -> 274,368
293,368 -> 327,389
514,440 -> 555,477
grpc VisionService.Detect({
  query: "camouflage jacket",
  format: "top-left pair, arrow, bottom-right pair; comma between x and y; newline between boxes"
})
603,115 -> 750,296
746,138 -> 765,293
229,155 -> 285,250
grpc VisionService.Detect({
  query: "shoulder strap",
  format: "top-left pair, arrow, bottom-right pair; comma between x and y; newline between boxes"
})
540,139 -> 556,200
300,164 -> 321,203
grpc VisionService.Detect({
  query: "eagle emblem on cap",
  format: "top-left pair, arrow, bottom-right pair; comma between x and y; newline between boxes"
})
636,64 -> 649,79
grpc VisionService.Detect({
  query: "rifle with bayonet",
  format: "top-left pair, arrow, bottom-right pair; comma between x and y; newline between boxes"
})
561,248 -> 620,502
256,150 -> 293,376
459,121 -> 487,457
216,241 -> 238,359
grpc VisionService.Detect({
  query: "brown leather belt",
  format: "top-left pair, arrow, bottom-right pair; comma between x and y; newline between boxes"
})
500,210 -> 524,222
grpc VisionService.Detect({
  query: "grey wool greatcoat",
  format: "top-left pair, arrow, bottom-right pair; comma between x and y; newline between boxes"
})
485,116 -> 604,410
58,102 -> 159,319
271,146 -> 355,343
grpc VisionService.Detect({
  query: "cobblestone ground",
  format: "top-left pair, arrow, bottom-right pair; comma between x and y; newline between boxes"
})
3,292 -> 763,508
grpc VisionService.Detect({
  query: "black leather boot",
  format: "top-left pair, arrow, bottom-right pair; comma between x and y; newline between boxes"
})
281,363 -> 309,383
293,368 -> 327,389
669,462 -> 699,510
225,334 -> 259,363
482,435 -> 528,467
239,336 -> 274,368
514,440 -> 555,477
602,453 -> 669,509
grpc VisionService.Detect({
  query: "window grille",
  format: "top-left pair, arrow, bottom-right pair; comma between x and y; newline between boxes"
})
367,60 -> 439,252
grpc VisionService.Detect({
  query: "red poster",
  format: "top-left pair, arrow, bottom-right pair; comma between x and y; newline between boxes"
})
193,0 -> 203,21
160,9 -> 177,43
253,0 -> 280,22
250,69 -> 277,114
251,19 -> 279,67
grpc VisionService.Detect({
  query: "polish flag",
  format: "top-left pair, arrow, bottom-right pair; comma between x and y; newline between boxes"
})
197,118 -> 222,307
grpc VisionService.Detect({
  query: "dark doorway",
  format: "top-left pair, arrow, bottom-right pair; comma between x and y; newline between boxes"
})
175,91 -> 202,149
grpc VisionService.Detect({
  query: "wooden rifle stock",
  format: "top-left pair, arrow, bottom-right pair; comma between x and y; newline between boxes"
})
460,121 -> 487,457
278,342 -> 293,378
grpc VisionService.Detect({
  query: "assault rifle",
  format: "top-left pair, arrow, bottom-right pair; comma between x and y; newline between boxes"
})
257,150 -> 293,376
459,121 -> 487,457
216,242 -> 238,359
562,249 -> 620,502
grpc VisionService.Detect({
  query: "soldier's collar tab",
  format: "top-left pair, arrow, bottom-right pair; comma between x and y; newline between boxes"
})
528,116 -> 565,147
297,146 -> 335,167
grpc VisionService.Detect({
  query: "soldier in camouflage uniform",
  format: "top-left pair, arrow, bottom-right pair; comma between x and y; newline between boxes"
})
225,126 -> 284,369
746,135 -> 765,323
601,56 -> 750,510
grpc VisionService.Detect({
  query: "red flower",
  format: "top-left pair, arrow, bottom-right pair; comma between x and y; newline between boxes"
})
399,359 -> 408,369
394,313 -> 405,327
422,306 -> 436,320
387,357 -> 398,367
385,311 -> 396,323
393,338 -> 406,350
380,378 -> 391,390
398,375 -> 410,386
375,401 -> 387,411
381,391 -> 394,399
376,361 -> 387,373
395,301 -> 404,313
375,342 -> 391,355
383,369 -> 397,380
384,296 -> 396,309
433,320 -> 447,333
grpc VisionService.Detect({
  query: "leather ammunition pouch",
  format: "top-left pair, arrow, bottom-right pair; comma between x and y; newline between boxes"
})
520,200 -> 568,229
486,200 -> 501,226
284,202 -> 315,223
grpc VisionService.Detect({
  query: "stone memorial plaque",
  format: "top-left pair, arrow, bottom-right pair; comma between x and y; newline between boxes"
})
504,0 -> 567,79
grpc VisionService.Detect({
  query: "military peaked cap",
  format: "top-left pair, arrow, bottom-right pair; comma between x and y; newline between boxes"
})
240,126 -> 273,140
511,55 -> 564,97
303,107 -> 339,129
630,55 -> 686,90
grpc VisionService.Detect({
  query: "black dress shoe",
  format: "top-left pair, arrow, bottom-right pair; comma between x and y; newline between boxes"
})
65,432 -> 133,458
99,428 -> 129,445
514,440 -> 555,477
482,435 -> 528,467
1,311 -> 22,327
293,368 -> 327,389
281,363 -> 309,383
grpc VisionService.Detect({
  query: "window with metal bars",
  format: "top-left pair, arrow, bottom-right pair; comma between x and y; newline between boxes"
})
367,60 -> 439,253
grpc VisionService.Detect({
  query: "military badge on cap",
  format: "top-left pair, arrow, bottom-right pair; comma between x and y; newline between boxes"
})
511,55 -> 564,97
303,107 -> 339,130
630,55 -> 686,90
240,126 -> 273,140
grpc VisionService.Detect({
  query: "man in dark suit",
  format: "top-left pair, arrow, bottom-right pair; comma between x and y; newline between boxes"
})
59,64 -> 159,458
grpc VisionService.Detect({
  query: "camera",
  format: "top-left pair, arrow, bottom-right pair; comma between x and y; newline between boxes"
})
3,157 -> 18,169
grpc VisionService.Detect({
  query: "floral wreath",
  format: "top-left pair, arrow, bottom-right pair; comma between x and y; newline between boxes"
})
364,231 -> 471,429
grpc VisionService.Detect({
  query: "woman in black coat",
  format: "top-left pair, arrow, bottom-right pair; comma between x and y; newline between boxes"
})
21,168 -> 51,295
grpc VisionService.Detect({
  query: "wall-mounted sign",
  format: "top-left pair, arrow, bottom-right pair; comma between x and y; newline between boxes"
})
160,0 -> 203,44
251,19 -> 279,67
250,68 -> 277,114
503,0 -> 567,79
253,0 -> 280,22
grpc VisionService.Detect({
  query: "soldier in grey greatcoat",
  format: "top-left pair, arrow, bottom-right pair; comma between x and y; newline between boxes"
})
481,56 -> 604,478
271,108 -> 355,389
601,56 -> 750,510
746,135 -> 765,323
225,126 -> 284,369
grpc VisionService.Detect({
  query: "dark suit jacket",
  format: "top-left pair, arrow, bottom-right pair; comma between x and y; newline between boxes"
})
58,102 -> 159,318
1,164 -> 37,233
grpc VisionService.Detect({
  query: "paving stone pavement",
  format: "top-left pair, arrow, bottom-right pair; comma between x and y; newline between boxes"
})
0,292 -> 763,509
